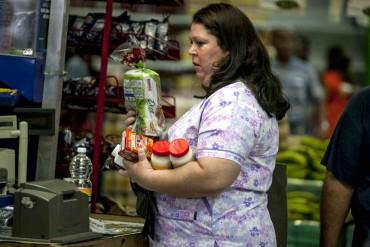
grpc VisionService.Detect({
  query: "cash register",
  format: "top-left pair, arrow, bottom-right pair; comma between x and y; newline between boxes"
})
0,116 -> 100,243
0,179 -> 101,243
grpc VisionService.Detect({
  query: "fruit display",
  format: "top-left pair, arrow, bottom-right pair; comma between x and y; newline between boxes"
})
277,135 -> 329,181
287,190 -> 320,221
277,135 -> 329,222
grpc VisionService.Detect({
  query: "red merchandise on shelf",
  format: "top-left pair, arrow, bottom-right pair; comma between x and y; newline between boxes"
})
67,33 -> 180,61
77,0 -> 181,213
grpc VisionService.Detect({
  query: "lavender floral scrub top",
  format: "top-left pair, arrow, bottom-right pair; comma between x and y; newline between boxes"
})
152,81 -> 278,247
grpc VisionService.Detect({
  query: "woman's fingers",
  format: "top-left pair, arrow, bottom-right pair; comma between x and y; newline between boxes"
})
118,169 -> 128,176
137,147 -> 147,162
124,111 -> 136,127
126,110 -> 136,117
125,116 -> 136,127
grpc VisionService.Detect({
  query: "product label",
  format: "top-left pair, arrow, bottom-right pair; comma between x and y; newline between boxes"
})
79,188 -> 92,197
119,128 -> 155,161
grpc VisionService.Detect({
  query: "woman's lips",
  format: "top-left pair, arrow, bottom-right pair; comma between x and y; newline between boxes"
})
193,62 -> 200,70
193,65 -> 201,72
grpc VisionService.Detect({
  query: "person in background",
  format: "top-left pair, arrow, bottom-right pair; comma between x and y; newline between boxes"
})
65,53 -> 97,80
120,3 -> 289,246
271,29 -> 326,137
65,54 -> 90,80
321,46 -> 355,139
295,34 -> 311,62
320,86 -> 370,247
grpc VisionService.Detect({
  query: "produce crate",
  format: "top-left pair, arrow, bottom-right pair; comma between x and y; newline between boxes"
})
344,224 -> 354,247
288,220 -> 320,247
287,178 -> 322,222
288,178 -> 323,196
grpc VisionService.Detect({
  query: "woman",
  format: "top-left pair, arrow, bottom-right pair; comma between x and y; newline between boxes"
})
121,3 -> 289,246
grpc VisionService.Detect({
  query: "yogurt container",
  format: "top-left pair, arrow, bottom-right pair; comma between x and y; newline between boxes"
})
169,139 -> 193,168
151,140 -> 171,170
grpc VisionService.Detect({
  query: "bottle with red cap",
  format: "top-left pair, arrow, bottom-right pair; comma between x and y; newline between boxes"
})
151,140 -> 172,170
169,138 -> 194,168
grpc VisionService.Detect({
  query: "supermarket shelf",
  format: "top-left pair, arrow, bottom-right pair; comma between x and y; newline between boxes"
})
288,178 -> 323,187
70,7 -> 367,35
145,59 -> 193,73
83,0 -> 183,6
67,42 -> 180,61
69,8 -> 190,28
62,95 -> 176,118
288,178 -> 323,196
289,219 -> 320,227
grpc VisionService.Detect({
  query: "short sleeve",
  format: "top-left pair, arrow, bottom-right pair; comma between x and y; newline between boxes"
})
321,92 -> 366,186
196,88 -> 260,166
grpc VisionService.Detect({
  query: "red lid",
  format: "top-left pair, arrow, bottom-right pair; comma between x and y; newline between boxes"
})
152,140 -> 170,156
169,138 -> 189,157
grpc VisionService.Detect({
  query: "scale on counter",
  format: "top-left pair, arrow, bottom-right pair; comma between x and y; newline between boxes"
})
0,115 -> 28,188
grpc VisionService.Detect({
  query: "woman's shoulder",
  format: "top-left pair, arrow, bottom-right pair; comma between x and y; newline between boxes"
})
209,80 -> 251,99
206,80 -> 265,115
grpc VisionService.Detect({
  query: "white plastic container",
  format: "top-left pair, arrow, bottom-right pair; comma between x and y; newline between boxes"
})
151,140 -> 171,170
169,139 -> 193,168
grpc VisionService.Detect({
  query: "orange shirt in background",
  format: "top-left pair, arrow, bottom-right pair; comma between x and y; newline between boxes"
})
322,70 -> 350,138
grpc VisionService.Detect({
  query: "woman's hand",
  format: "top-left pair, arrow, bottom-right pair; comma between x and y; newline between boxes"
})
124,110 -> 136,128
118,148 -> 154,187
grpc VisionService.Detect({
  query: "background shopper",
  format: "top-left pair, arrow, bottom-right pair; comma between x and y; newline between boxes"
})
271,29 -> 326,137
321,46 -> 355,138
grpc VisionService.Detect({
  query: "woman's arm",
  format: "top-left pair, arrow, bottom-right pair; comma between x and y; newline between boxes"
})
320,171 -> 354,247
122,148 -> 241,198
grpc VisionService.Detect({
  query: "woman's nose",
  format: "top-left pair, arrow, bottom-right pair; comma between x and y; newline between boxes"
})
188,44 -> 196,56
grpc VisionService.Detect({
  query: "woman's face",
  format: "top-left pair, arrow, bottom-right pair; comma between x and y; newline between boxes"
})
188,23 -> 229,87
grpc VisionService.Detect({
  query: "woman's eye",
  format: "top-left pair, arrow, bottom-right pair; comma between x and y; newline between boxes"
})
195,41 -> 205,46
190,39 -> 205,47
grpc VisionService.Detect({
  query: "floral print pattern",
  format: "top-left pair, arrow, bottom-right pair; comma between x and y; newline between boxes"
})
152,81 -> 278,246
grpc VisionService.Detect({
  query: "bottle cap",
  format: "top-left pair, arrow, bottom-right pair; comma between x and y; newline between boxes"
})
152,141 -> 170,156
77,147 -> 87,153
169,139 -> 189,157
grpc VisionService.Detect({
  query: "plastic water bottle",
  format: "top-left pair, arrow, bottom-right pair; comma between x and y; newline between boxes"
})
69,147 -> 92,197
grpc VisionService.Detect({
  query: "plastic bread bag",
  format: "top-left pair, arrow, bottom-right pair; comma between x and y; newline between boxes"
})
123,66 -> 165,137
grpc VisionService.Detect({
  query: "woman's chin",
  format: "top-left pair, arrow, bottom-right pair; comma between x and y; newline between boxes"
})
201,78 -> 211,87
195,73 -> 211,87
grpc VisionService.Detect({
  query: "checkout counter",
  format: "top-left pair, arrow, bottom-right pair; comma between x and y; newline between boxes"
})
0,180 -> 146,247
0,116 -> 147,246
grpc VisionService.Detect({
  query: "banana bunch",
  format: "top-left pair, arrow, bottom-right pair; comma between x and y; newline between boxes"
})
287,191 -> 320,221
277,135 -> 329,180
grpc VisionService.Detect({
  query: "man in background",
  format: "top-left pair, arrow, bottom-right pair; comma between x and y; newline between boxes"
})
271,29 -> 326,137
320,86 -> 370,246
